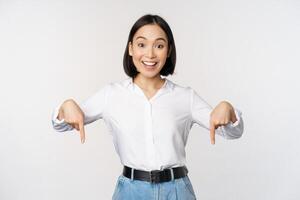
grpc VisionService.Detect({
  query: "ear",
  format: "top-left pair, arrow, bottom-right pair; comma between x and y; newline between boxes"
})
128,42 -> 133,56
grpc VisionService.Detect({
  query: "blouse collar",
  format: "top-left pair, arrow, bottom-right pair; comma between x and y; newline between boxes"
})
123,77 -> 174,92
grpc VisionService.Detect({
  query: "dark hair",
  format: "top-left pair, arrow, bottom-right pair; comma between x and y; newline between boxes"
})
123,14 -> 177,78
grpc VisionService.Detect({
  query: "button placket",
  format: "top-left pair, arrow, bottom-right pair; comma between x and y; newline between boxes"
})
132,80 -> 167,169
149,101 -> 161,170
149,102 -> 154,144
144,101 -> 156,168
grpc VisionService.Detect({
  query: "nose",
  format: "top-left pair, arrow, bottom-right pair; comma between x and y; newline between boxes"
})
146,46 -> 156,58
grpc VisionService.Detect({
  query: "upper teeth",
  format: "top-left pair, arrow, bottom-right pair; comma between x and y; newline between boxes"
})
143,61 -> 156,66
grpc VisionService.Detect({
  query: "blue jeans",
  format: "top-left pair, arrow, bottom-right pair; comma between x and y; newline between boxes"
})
112,174 -> 197,200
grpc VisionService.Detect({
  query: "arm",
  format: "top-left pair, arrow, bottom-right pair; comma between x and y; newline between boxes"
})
190,88 -> 244,141
51,84 -> 111,133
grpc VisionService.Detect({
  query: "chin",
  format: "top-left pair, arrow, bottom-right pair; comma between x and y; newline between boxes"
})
139,71 -> 161,79
137,66 -> 162,78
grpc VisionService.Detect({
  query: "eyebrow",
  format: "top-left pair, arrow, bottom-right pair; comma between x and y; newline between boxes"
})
135,36 -> 167,43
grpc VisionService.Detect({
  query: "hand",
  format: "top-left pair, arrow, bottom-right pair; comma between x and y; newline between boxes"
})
209,101 -> 237,145
59,99 -> 86,144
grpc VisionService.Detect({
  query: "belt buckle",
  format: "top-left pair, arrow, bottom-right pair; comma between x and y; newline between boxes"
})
149,170 -> 161,183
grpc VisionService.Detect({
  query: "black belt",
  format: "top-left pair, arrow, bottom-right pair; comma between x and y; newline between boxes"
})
122,165 -> 188,183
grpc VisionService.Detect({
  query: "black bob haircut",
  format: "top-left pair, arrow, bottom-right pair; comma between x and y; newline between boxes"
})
123,14 -> 177,78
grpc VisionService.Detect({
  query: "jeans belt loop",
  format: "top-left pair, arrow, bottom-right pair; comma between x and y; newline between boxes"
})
170,168 -> 174,181
149,170 -> 160,183
149,170 -> 155,183
130,168 -> 134,180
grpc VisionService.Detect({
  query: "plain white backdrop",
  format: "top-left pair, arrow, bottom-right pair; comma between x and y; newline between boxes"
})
0,0 -> 299,199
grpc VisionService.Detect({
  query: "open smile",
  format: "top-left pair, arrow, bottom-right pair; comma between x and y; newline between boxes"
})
142,61 -> 158,69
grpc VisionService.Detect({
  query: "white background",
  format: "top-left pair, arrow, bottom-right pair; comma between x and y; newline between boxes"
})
0,0 -> 299,199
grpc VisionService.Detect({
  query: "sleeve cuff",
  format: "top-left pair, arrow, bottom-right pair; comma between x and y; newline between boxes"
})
52,102 -> 65,124
228,108 -> 242,128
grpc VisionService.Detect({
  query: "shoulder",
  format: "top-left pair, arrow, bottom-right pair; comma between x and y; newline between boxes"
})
97,78 -> 130,89
95,78 -> 132,96
109,77 -> 132,89
167,78 -> 193,95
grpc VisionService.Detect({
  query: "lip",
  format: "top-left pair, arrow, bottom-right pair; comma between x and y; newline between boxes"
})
142,61 -> 158,66
141,61 -> 158,70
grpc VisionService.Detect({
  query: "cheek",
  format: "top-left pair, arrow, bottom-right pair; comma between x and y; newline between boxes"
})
158,51 -> 168,61
132,54 -> 142,63
131,52 -> 143,68
160,47 -> 169,56
132,51 -> 143,61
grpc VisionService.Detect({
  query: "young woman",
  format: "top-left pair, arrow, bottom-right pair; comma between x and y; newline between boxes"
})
52,14 -> 244,200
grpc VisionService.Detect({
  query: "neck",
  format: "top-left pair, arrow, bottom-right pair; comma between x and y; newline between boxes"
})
133,74 -> 165,91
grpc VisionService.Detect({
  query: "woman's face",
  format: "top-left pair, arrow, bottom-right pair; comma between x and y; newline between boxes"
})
129,24 -> 169,79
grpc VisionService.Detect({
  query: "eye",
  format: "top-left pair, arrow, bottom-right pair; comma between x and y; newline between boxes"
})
156,44 -> 164,49
137,43 -> 144,47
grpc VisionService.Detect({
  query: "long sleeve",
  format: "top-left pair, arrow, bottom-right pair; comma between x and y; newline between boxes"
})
51,84 -> 111,132
190,88 -> 244,139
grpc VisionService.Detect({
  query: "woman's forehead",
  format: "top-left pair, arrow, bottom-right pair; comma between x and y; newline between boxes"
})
133,24 -> 168,41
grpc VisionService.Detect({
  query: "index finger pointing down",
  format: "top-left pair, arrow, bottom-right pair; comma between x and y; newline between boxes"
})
210,121 -> 216,145
79,122 -> 85,144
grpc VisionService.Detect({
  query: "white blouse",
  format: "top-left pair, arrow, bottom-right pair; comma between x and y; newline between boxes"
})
51,77 -> 244,171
